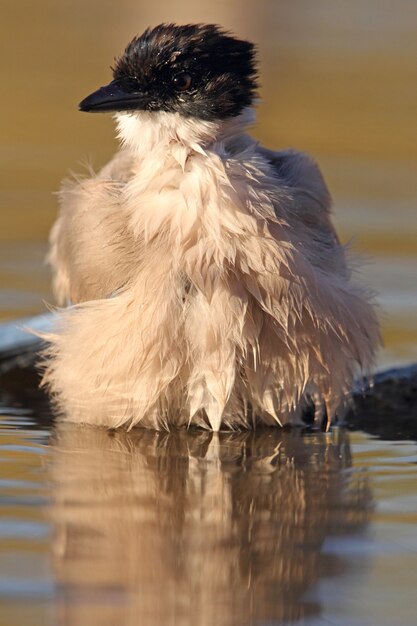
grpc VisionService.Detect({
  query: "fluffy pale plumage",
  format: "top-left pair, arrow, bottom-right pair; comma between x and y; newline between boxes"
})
42,107 -> 380,430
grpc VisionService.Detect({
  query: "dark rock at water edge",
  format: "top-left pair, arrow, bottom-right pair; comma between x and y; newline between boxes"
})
347,364 -> 417,441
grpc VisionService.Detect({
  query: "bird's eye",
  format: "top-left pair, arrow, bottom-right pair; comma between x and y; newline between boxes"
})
172,73 -> 192,92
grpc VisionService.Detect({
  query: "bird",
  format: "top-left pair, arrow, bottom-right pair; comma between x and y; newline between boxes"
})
41,23 -> 381,431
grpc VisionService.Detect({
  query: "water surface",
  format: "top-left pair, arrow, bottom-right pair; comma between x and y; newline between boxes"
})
1,408 -> 417,626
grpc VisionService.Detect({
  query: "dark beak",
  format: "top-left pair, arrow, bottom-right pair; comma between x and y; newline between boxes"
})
79,79 -> 145,113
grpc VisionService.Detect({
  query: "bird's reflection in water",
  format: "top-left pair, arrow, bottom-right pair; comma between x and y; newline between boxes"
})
49,426 -> 371,626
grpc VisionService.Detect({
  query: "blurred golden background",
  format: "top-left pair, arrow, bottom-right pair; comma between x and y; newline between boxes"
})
1,0 -> 416,366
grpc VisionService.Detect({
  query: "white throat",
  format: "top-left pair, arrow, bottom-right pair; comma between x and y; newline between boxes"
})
114,108 -> 256,159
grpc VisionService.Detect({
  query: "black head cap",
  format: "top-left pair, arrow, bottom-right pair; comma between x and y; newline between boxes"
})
79,23 -> 258,120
